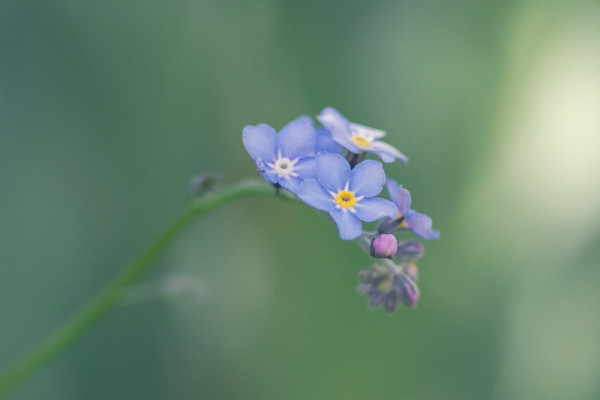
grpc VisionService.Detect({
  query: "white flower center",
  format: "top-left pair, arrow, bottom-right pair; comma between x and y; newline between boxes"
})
273,157 -> 294,176
267,151 -> 300,178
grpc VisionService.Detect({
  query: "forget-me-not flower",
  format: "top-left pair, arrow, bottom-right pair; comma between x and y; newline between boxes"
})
317,107 -> 408,164
243,116 -> 316,193
379,179 -> 440,240
296,152 -> 398,240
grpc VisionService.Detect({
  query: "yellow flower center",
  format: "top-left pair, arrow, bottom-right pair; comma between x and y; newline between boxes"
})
350,135 -> 371,149
335,190 -> 356,208
396,212 -> 408,228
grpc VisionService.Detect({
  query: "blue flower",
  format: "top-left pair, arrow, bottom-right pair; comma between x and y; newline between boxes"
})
242,116 -> 316,192
357,264 -> 419,312
317,107 -> 408,163
296,152 -> 398,240
381,179 -> 440,240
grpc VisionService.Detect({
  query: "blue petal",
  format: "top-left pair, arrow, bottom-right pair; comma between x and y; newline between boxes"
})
256,158 -> 278,184
278,176 -> 303,193
349,160 -> 386,197
349,123 -> 386,139
318,107 -> 350,130
386,180 -> 411,217
315,127 -> 342,154
242,124 -> 277,162
405,211 -> 440,240
370,140 -> 408,163
317,107 -> 361,154
294,156 -> 316,180
278,116 -> 316,160
315,152 -> 350,193
386,179 -> 401,206
355,198 -> 398,222
296,179 -> 333,211
329,208 -> 362,240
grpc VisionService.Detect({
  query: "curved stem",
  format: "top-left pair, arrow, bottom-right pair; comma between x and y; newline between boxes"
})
0,178 -> 287,397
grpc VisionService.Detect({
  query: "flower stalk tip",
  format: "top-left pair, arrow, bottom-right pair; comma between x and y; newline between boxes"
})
242,107 -> 438,313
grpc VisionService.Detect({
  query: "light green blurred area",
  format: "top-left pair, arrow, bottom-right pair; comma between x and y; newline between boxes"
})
2,0 -> 600,399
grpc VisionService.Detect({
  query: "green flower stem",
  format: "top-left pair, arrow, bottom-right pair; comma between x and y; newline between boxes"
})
0,178 -> 288,397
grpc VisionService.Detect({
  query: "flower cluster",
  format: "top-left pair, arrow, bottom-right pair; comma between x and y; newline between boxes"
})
242,107 -> 438,313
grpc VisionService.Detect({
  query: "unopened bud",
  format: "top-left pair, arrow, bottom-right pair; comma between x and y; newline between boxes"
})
357,264 -> 420,313
376,216 -> 404,234
394,273 -> 419,307
370,234 -> 398,258
402,263 -> 419,282
394,240 -> 424,262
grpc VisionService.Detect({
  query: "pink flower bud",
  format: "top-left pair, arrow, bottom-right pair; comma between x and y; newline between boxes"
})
370,234 -> 398,258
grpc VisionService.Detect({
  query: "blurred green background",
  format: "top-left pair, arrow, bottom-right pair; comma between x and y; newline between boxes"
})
2,0 -> 600,399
